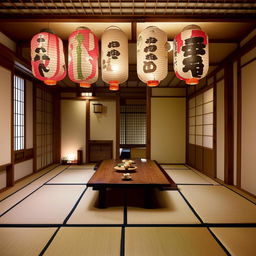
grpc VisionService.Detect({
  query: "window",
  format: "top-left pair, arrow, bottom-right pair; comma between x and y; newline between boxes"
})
189,88 -> 214,149
120,104 -> 146,145
14,75 -> 25,151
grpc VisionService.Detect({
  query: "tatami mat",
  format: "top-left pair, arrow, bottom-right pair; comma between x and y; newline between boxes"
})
47,168 -> 94,184
0,164 -> 60,201
179,185 -> 256,223
0,185 -> 85,224
67,188 -> 124,224
161,164 -> 189,170
0,227 -> 57,256
44,227 -> 121,256
127,190 -> 200,224
0,165 -> 69,215
125,227 -> 226,256
187,167 -> 219,185
210,227 -> 256,256
165,169 -> 215,184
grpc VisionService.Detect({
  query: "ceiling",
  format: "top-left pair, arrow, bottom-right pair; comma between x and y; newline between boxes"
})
0,1 -> 255,88
0,1 -> 256,17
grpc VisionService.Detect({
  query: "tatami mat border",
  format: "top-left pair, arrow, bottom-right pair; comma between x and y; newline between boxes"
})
0,164 -> 61,203
1,163 -> 256,256
0,166 -> 71,218
176,183 -> 216,186
207,227 -> 231,256
120,226 -> 125,256
185,165 -> 256,206
177,190 -> 204,223
39,227 -> 61,256
1,223 -> 256,228
63,187 -> 88,224
45,183 -> 88,186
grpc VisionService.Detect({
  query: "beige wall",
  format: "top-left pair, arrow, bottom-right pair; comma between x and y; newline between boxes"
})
61,100 -> 86,163
151,98 -> 186,163
14,159 -> 33,181
0,66 -> 11,166
26,80 -> 33,149
90,100 -> 116,158
241,60 -> 256,195
216,79 -> 225,181
0,170 -> 7,190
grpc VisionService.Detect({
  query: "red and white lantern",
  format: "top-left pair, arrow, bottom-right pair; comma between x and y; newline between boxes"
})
173,25 -> 209,85
31,30 -> 66,85
137,26 -> 168,87
101,26 -> 128,91
68,27 -> 99,88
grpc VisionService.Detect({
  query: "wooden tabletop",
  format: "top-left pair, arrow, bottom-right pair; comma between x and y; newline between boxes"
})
87,159 -> 177,189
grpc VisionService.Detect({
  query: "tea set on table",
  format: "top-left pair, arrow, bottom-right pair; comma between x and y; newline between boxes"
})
114,159 -> 137,180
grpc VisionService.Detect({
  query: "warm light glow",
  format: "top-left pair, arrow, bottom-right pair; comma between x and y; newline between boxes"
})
147,80 -> 159,87
68,27 -> 99,88
44,80 -> 56,86
101,26 -> 128,87
167,41 -> 173,52
173,25 -> 209,85
137,26 -> 168,87
81,92 -> 92,97
186,78 -> 199,85
31,30 -> 66,85
110,65 -> 119,72
66,153 -> 76,161
80,83 -> 91,88
109,81 -> 119,91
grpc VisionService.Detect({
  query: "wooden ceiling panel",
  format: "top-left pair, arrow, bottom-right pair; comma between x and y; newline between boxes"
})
0,0 -> 255,18
137,22 -> 255,41
209,43 -> 238,64
1,1 -> 255,89
0,22 -> 131,41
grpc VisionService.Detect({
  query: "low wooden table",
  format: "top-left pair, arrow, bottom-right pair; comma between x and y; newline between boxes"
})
87,159 -> 177,208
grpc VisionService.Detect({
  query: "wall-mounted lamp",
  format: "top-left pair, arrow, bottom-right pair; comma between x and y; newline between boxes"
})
93,103 -> 103,113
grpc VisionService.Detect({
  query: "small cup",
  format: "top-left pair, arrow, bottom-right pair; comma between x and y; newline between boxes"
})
123,173 -> 131,180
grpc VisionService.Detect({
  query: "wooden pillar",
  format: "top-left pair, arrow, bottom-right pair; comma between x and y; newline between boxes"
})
146,87 -> 151,159
224,62 -> 234,185
53,91 -> 61,164
86,99 -> 90,163
116,93 -> 120,160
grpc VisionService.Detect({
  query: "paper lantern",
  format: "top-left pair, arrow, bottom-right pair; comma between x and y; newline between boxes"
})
137,26 -> 168,87
101,26 -> 128,91
31,29 -> 66,85
173,25 -> 209,85
68,27 -> 99,88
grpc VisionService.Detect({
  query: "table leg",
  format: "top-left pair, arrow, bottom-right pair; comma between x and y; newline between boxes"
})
98,187 -> 107,208
144,187 -> 153,208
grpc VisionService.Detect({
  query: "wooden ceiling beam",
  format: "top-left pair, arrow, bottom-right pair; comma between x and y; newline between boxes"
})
1,15 -> 255,23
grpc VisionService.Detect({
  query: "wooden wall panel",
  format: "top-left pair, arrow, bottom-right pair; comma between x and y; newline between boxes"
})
195,146 -> 203,172
188,144 -> 196,167
203,148 -> 215,178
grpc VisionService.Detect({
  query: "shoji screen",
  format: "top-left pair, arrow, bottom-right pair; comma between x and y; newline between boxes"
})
189,97 -> 196,145
188,88 -> 214,175
189,89 -> 213,148
195,94 -> 203,147
203,88 -> 214,149
36,87 -> 53,170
